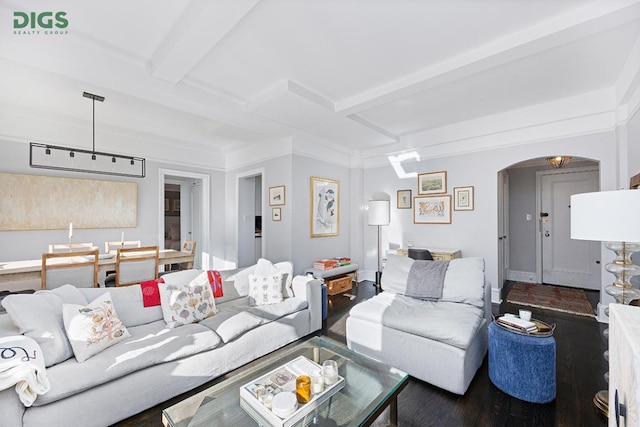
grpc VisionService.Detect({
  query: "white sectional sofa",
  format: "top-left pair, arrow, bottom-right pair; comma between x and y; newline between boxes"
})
346,255 -> 489,395
0,261 -> 322,427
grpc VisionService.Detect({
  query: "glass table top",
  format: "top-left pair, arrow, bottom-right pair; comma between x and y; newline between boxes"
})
162,336 -> 408,427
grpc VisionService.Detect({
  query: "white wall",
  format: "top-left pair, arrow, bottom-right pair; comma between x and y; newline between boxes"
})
225,155 -> 293,267
291,155 -> 353,275
362,130 -> 619,305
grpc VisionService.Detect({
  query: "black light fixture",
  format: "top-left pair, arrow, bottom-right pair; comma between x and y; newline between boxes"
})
29,91 -> 146,178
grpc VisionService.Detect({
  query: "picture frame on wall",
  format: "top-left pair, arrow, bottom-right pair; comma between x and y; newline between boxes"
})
269,185 -> 285,206
454,186 -> 474,211
414,195 -> 452,224
272,207 -> 281,221
417,171 -> 447,195
397,189 -> 412,209
310,176 -> 339,237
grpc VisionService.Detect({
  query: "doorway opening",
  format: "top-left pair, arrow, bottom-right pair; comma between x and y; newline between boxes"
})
159,169 -> 210,271
498,157 -> 600,305
236,169 -> 264,268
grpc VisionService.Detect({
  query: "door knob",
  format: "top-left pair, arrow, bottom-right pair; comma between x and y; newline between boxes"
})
540,212 -> 549,217
544,231 -> 550,237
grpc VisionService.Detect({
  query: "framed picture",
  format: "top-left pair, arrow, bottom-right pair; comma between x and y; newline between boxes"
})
272,207 -> 281,221
454,186 -> 474,211
269,185 -> 285,206
164,198 -> 170,212
418,171 -> 447,195
172,199 -> 180,212
397,190 -> 412,209
414,195 -> 452,224
310,177 -> 339,237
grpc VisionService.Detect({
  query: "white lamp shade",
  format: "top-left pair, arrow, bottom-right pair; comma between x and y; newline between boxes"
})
571,190 -> 640,242
368,200 -> 390,226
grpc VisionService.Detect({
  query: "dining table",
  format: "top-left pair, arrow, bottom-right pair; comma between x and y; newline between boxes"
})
0,249 -> 195,284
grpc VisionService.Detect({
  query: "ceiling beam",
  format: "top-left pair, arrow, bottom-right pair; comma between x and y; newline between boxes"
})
335,0 -> 640,116
149,0 -> 259,85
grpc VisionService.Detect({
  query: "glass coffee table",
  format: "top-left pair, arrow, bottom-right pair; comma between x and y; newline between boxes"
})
162,336 -> 408,427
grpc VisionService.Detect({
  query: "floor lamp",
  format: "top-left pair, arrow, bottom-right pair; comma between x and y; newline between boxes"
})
570,190 -> 640,416
368,200 -> 390,292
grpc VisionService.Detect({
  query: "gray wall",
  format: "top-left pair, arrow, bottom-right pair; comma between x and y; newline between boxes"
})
507,166 -> 538,274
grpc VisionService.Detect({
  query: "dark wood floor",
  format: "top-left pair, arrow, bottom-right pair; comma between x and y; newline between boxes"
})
114,281 -> 608,427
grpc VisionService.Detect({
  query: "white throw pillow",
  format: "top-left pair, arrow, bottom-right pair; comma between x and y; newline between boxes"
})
159,281 -> 217,328
255,258 -> 294,297
2,285 -> 88,367
62,292 -> 130,363
248,272 -> 284,306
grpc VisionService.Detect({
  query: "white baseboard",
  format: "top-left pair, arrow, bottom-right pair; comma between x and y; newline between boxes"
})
506,270 -> 537,283
491,287 -> 502,304
597,303 -> 609,323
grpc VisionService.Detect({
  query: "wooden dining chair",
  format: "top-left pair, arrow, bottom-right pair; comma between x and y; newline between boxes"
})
116,245 -> 159,287
104,240 -> 142,286
48,242 -> 95,253
104,240 -> 142,254
179,240 -> 197,270
41,248 -> 99,290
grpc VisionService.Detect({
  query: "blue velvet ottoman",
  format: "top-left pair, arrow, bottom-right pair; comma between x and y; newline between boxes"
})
488,322 -> 556,403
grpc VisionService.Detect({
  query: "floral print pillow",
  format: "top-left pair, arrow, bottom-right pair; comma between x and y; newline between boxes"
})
62,292 -> 130,363
159,281 -> 217,328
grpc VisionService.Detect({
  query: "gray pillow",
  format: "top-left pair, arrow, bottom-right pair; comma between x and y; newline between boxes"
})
2,285 -> 87,367
79,286 -> 164,328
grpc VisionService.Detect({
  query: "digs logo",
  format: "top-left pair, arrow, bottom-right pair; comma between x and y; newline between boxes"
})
13,11 -> 69,35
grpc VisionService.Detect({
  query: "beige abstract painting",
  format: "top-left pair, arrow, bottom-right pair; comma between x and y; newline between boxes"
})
0,173 -> 137,230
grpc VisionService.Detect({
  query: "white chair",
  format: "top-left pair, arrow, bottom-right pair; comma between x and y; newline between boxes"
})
41,249 -> 99,290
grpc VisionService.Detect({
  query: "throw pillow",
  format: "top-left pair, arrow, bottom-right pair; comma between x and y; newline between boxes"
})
255,258 -> 294,297
62,292 -> 131,363
159,281 -> 217,328
248,272 -> 284,306
189,271 -> 224,298
140,277 -> 165,307
2,285 -> 88,367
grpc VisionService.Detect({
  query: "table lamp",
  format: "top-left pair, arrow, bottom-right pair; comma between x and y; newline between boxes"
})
570,189 -> 640,415
368,200 -> 390,291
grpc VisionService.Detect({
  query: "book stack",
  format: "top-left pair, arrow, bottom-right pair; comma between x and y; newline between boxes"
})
313,259 -> 338,270
333,257 -> 351,266
496,315 -> 538,333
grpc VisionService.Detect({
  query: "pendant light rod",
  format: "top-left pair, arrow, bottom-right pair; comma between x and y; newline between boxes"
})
82,91 -> 104,154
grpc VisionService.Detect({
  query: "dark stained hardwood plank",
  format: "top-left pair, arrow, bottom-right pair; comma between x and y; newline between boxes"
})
113,281 -> 608,427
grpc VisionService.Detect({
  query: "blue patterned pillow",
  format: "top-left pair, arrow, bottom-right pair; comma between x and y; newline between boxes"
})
158,282 -> 217,328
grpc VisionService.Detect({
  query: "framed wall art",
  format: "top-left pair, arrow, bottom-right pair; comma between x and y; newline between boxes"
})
310,177 -> 339,237
454,186 -> 474,211
269,185 -> 285,206
414,195 -> 452,224
397,189 -> 412,209
418,171 -> 447,195
272,207 -> 281,221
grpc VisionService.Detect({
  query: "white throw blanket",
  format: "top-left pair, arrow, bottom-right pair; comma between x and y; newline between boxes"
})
0,335 -> 50,406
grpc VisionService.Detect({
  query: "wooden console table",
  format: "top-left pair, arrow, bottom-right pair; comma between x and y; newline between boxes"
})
394,248 -> 461,261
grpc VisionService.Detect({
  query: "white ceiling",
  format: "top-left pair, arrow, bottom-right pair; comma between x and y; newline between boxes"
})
1,0 -> 639,166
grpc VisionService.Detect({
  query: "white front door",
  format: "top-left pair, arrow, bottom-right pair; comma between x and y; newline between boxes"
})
540,169 -> 600,289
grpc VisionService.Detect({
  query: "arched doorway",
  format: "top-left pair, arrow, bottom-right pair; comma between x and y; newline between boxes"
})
498,156 -> 600,299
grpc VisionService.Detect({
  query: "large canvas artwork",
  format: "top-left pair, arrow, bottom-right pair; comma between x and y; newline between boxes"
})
0,173 -> 137,230
310,177 -> 339,237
